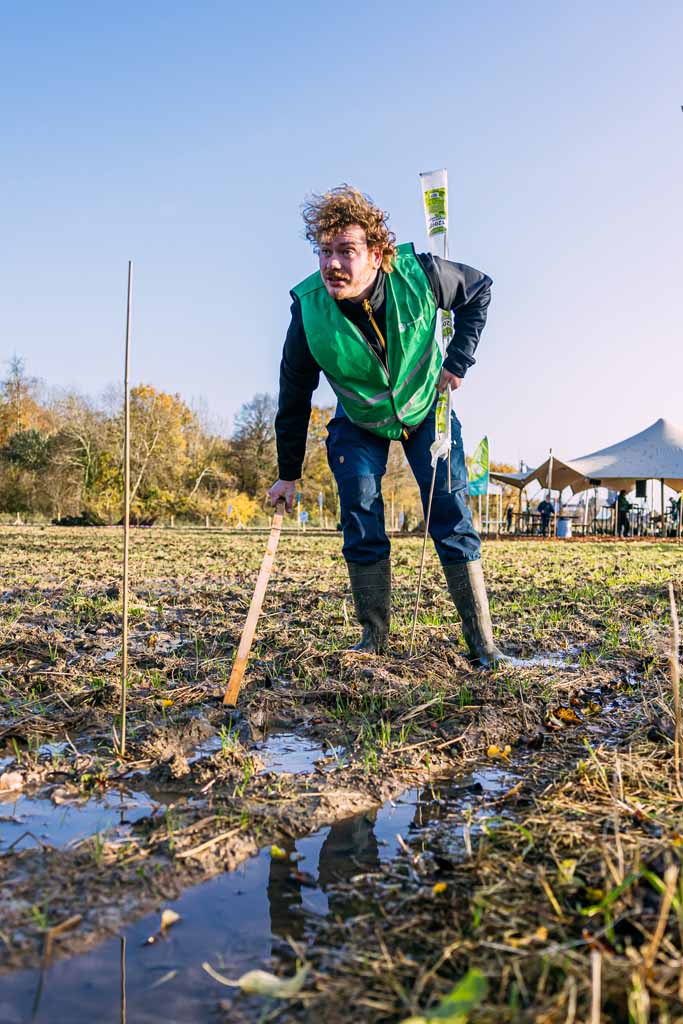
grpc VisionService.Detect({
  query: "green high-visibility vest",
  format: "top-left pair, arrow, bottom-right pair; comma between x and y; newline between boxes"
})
291,243 -> 440,439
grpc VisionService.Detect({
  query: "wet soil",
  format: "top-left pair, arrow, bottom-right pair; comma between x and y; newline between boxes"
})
0,528 -> 681,1021
1,766 -> 519,1022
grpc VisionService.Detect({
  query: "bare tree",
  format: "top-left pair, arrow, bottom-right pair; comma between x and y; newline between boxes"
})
228,393 -> 278,497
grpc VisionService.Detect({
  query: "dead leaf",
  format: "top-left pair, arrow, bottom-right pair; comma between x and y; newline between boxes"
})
0,771 -> 23,792
557,859 -> 578,885
202,962 -> 309,998
270,844 -> 288,860
432,882 -> 448,896
487,744 -> 511,762
160,908 -> 180,931
556,707 -> 581,723
149,969 -> 177,989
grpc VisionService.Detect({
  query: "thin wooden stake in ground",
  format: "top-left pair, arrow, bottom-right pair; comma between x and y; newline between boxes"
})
223,499 -> 285,706
668,582 -> 681,795
120,261 -> 133,757
590,949 -> 602,1024
410,461 -> 438,656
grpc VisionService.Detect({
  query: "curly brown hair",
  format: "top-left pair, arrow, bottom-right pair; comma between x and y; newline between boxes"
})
302,185 -> 397,272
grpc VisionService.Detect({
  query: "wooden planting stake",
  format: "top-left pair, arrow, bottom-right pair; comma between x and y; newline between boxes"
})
223,499 -> 286,706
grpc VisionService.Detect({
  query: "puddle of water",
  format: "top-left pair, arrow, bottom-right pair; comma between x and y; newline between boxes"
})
95,650 -> 119,663
0,765 -> 516,1022
256,731 -> 345,775
0,789 -> 166,853
37,741 -> 71,759
508,650 -> 579,670
186,733 -> 224,765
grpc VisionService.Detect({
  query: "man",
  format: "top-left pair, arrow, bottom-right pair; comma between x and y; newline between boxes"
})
268,185 -> 506,667
616,489 -> 632,537
537,494 -> 554,537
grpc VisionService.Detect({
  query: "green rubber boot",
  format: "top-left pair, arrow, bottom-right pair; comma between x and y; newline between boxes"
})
443,560 -> 509,669
346,558 -> 391,654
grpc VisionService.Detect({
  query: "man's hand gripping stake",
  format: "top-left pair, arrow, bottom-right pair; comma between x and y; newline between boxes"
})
223,498 -> 285,706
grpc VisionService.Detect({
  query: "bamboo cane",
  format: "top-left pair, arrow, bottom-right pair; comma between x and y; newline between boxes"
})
590,950 -> 602,1024
409,461 -> 438,656
120,261 -> 132,757
546,448 -> 554,539
223,499 -> 286,705
669,582 -> 681,796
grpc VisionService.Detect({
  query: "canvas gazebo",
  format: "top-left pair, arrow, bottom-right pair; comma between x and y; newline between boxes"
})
491,418 -> 683,535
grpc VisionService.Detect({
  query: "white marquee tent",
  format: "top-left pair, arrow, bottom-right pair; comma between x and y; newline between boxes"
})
492,418 -> 683,495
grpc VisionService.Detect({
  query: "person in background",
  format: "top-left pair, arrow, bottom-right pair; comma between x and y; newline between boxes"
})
616,489 -> 632,537
505,503 -> 514,533
537,494 -> 554,537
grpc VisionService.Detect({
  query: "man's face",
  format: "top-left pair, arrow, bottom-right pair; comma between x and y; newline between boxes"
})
318,225 -> 382,302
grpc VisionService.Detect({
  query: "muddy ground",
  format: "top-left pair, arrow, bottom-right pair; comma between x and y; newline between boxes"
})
0,527 -> 681,1022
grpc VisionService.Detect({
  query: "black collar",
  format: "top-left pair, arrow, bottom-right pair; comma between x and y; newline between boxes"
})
337,270 -> 385,318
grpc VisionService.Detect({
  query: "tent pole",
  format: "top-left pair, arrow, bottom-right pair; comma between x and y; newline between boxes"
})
661,478 -> 666,538
547,448 -> 554,540
556,485 -> 563,538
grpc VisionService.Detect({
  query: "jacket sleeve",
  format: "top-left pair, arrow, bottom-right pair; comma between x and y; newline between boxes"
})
418,253 -> 492,378
274,299 -> 321,480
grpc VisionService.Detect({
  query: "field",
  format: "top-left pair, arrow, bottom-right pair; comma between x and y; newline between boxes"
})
1,527 -> 682,1023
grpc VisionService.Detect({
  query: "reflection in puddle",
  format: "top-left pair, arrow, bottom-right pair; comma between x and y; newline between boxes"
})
37,741 -> 71,759
256,731 -> 345,774
0,789 -> 164,853
0,765 -> 516,1023
187,729 -> 344,776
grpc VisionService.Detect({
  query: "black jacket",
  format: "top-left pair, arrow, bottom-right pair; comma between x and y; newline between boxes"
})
276,253 -> 492,480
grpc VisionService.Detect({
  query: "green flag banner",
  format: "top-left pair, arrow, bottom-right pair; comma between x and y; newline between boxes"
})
468,436 -> 489,496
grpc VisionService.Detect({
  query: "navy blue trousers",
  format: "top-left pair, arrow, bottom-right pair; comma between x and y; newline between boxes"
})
326,400 -> 481,566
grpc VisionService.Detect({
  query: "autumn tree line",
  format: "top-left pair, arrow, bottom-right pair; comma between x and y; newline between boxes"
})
0,358 -> 452,527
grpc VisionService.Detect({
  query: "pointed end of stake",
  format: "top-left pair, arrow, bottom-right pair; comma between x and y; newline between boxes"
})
223,681 -> 241,707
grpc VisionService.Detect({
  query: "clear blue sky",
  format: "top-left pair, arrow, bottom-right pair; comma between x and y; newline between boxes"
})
2,1 -> 681,468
